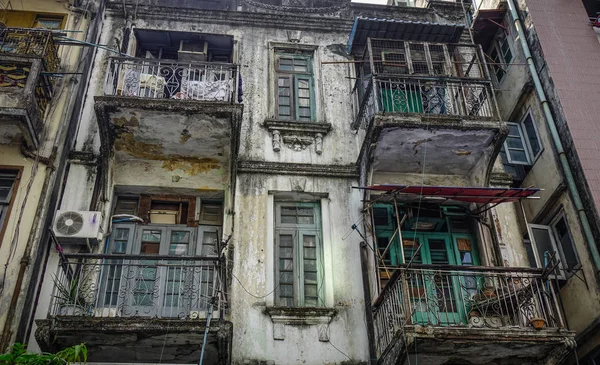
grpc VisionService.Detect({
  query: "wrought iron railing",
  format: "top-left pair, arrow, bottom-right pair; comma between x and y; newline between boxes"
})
104,57 -> 240,103
49,254 -> 223,319
0,28 -> 59,119
353,77 -> 498,128
372,265 -> 566,356
0,28 -> 60,73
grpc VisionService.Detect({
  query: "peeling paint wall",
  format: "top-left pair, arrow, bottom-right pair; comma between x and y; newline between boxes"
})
231,175 -> 368,364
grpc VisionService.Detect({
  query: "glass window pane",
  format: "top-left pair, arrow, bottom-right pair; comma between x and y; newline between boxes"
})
298,108 -> 311,118
304,284 -> 317,297
278,86 -> 290,97
524,239 -> 539,268
279,96 -> 290,106
506,136 -> 524,148
169,243 -> 188,256
278,78 -> 290,87
114,240 -> 128,254
522,114 -> 541,157
303,235 -> 316,247
280,284 -> 293,297
297,79 -> 309,88
280,258 -> 293,271
507,149 -> 528,164
142,230 -> 161,242
304,247 -> 316,259
298,98 -> 310,107
171,231 -> 190,243
304,259 -> 317,271
531,227 -> 556,268
553,216 -> 579,269
278,106 -> 291,117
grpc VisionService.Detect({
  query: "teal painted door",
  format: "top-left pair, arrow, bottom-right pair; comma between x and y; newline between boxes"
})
401,233 -> 464,325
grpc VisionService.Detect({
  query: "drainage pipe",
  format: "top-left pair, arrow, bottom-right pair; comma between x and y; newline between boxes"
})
506,0 -> 600,272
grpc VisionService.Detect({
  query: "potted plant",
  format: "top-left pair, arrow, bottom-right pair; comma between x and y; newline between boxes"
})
529,317 -> 546,330
52,273 -> 88,316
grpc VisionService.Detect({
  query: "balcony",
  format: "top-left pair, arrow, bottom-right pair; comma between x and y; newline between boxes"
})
35,253 -> 231,364
373,265 -> 575,365
0,28 -> 59,148
94,57 -> 243,189
352,39 -> 505,178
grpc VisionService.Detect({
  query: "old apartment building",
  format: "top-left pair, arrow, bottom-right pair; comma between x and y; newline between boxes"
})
0,0 -> 598,364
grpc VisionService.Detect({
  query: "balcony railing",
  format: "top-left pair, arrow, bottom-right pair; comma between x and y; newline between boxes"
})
0,28 -> 60,73
104,57 -> 240,103
372,265 -> 566,356
49,254 -> 222,319
354,77 -> 497,129
0,28 -> 59,121
352,39 -> 498,128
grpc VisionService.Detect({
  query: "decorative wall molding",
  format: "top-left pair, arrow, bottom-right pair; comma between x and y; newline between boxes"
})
264,119 -> 331,154
237,160 -> 358,178
265,307 -> 336,340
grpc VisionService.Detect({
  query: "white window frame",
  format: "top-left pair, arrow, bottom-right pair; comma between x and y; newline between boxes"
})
527,210 -> 580,280
549,210 -> 580,272
274,201 -> 324,307
489,29 -> 513,84
504,109 -> 543,166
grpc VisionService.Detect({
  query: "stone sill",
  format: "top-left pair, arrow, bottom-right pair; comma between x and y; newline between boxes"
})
265,306 -> 337,325
263,119 -> 332,134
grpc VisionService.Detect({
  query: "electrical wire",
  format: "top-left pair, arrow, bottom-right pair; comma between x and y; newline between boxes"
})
231,271 -> 282,299
329,340 -> 352,361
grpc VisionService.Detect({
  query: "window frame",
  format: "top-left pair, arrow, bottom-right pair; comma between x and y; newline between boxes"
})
527,209 -> 580,280
274,202 -> 324,307
0,168 -> 22,247
503,109 -> 543,166
274,50 -> 316,122
549,210 -> 580,273
489,30 -> 513,84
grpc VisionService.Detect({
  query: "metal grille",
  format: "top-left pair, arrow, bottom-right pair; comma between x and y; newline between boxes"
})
372,266 -> 566,356
49,254 -> 223,319
104,57 -> 239,103
448,44 -> 485,79
0,28 -> 60,73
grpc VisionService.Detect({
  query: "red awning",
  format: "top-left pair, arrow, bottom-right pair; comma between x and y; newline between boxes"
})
356,185 -> 540,204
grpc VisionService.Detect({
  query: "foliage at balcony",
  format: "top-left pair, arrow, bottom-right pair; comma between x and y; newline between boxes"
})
49,254 -> 222,319
0,342 -> 87,364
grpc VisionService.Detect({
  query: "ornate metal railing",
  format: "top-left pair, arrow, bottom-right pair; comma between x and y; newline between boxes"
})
0,28 -> 60,73
372,265 -> 566,356
49,254 -> 223,319
104,57 -> 240,103
353,77 -> 498,127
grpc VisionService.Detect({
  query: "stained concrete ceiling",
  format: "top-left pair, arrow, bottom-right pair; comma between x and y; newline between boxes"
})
373,127 -> 495,175
110,107 -> 232,168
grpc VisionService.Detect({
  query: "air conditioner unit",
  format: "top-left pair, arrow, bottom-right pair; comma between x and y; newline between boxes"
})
178,40 -> 208,62
53,210 -> 102,245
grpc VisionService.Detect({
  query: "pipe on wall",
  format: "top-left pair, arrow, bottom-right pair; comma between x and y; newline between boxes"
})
505,0 -> 600,273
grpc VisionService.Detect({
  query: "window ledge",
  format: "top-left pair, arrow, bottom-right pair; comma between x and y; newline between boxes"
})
265,306 -> 337,325
264,119 -> 332,154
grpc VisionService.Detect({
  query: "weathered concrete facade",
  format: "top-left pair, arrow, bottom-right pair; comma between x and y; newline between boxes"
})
2,0 -> 593,364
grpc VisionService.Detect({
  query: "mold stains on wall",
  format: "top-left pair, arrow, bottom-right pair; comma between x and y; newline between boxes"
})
162,157 -> 222,176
